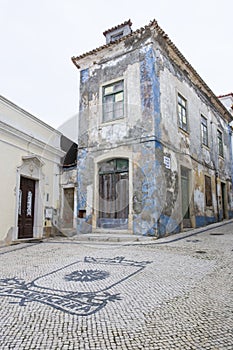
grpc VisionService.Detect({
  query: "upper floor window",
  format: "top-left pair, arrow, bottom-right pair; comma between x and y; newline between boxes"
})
201,115 -> 208,147
217,130 -> 224,157
103,80 -> 124,123
178,94 -> 188,132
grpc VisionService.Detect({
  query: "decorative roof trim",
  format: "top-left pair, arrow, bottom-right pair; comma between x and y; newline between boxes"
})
103,19 -> 132,36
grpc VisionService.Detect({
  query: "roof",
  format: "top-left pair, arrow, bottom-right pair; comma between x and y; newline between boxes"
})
71,20 -> 152,64
71,19 -> 233,123
0,94 -> 61,134
218,93 -> 233,99
103,19 -> 132,36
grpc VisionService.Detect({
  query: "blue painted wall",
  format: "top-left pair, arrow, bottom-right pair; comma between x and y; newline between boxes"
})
195,216 -> 216,228
137,46 -> 164,236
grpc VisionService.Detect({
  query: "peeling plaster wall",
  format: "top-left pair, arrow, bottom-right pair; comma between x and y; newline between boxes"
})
76,26 -> 233,236
158,45 -> 233,226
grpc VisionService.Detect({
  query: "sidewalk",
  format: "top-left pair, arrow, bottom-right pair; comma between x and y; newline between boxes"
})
53,218 -> 233,245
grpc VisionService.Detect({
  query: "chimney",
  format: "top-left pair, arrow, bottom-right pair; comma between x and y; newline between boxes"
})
103,20 -> 132,44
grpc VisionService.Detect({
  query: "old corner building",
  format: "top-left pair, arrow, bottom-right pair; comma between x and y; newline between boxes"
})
71,19 -> 233,237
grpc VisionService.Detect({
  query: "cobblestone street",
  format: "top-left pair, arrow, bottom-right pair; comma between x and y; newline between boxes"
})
0,221 -> 232,349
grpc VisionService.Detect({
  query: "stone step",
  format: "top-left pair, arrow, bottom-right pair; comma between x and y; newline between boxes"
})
70,233 -> 156,243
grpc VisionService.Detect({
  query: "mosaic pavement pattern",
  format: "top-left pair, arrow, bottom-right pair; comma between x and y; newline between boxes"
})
0,223 -> 232,349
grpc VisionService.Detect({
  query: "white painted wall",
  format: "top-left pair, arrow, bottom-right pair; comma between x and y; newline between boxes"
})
0,96 -> 65,245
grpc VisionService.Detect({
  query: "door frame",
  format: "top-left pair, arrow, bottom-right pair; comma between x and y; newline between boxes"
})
220,181 -> 228,220
98,159 -> 129,229
18,176 -> 36,239
179,163 -> 195,230
14,156 -> 44,240
93,151 -> 133,233
61,185 -> 76,229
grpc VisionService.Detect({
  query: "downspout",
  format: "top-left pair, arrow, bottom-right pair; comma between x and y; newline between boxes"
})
215,170 -> 220,222
228,124 -> 233,187
210,120 -> 220,222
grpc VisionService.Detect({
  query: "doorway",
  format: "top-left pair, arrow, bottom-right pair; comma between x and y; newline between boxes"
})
63,188 -> 75,228
98,158 -> 129,229
181,167 -> 191,228
18,176 -> 35,239
221,182 -> 227,220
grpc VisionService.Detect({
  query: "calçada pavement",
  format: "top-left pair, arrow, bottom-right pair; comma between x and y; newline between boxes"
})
0,220 -> 232,349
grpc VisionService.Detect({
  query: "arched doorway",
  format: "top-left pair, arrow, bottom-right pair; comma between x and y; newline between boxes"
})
98,158 -> 129,229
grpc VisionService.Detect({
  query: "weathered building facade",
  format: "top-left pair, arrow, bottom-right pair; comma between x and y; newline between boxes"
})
72,20 -> 233,236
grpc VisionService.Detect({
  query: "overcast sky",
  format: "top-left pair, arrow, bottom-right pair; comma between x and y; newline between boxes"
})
0,0 -> 232,130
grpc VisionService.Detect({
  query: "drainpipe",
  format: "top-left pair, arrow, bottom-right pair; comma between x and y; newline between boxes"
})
210,119 -> 220,222
228,124 -> 233,187
215,170 -> 220,222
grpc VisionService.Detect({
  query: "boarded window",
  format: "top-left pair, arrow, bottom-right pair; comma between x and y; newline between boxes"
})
205,175 -> 212,207
103,81 -> 124,122
178,94 -> 188,132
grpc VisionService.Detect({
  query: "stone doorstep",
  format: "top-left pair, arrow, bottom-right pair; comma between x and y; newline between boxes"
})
71,232 -> 157,243
12,238 -> 43,244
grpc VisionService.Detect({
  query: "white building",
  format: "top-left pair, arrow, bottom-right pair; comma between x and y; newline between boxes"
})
0,95 -> 66,245
218,93 -> 233,116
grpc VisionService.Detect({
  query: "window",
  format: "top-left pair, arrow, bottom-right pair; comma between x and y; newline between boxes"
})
103,81 -> 124,122
217,130 -> 224,157
205,175 -> 212,206
201,115 -> 208,146
110,31 -> 124,42
178,94 -> 188,131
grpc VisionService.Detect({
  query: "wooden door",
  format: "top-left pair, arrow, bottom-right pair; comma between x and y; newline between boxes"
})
63,188 -> 74,228
220,182 -> 227,220
18,177 -> 35,239
98,159 -> 129,229
99,173 -> 116,220
115,172 -> 129,219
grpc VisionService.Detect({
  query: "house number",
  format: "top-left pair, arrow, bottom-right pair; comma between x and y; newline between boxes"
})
164,156 -> 171,169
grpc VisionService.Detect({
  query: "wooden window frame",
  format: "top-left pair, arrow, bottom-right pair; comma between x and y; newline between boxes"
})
102,80 -> 124,123
178,93 -> 188,132
217,130 -> 224,158
201,115 -> 208,147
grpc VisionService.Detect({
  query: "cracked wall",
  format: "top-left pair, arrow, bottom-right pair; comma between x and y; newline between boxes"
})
76,25 -> 233,236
